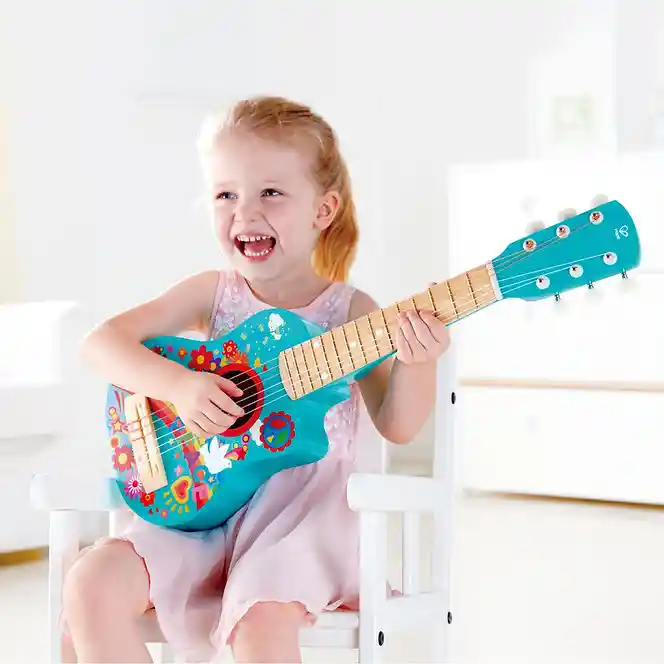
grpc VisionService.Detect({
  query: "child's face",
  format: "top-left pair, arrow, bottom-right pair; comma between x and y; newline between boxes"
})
206,132 -> 338,282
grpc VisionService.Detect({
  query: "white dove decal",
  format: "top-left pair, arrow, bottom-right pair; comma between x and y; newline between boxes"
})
202,436 -> 233,474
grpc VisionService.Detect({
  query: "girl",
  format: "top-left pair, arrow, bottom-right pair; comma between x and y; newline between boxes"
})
62,95 -> 450,663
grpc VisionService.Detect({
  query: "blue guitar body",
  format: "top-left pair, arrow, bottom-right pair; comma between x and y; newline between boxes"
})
105,310 -> 376,531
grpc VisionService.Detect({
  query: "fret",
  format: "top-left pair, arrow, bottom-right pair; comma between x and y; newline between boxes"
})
373,308 -> 394,354
334,325 -> 356,374
322,331 -> 343,380
310,337 -> 332,385
412,291 -> 434,313
465,272 -> 478,308
295,343 -> 315,393
427,287 -> 436,315
356,315 -> 381,362
283,348 -> 301,398
448,273 -> 476,320
279,348 -> 305,399
344,320 -> 366,368
306,340 -> 325,390
446,281 -> 459,319
465,265 -> 497,308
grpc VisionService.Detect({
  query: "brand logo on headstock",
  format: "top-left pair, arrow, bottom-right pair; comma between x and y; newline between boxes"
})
614,225 -> 629,240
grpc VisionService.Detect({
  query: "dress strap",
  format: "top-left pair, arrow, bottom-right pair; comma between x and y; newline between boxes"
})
314,282 -> 356,330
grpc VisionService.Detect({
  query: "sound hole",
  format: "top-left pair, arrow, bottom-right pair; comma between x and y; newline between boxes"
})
215,364 -> 264,436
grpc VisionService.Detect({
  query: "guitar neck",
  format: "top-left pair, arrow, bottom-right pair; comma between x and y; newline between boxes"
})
279,262 -> 500,399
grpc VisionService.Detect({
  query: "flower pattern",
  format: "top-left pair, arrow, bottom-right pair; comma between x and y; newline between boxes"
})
123,473 -> 143,499
112,445 -> 133,472
141,492 -> 155,507
188,345 -> 213,371
223,340 -> 238,360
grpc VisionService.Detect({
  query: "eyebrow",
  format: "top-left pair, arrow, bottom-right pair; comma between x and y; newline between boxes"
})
213,179 -> 284,189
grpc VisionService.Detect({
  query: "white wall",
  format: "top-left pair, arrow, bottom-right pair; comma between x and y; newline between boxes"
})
6,0 -> 660,472
4,0 -> 584,318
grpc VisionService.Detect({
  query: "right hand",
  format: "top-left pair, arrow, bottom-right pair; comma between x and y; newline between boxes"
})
171,370 -> 244,438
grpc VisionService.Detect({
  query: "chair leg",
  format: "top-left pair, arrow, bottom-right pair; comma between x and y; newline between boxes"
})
156,643 -> 175,663
48,511 -> 81,664
358,512 -> 388,663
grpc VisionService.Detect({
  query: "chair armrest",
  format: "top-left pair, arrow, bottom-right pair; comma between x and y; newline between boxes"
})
346,472 -> 443,513
30,472 -> 123,512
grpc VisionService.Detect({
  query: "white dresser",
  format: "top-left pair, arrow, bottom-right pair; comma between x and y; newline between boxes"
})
449,154 -> 664,504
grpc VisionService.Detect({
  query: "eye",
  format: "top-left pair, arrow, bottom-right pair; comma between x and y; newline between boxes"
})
262,188 -> 282,197
215,191 -> 236,201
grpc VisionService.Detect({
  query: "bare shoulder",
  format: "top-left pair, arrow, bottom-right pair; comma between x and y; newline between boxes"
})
348,287 -> 380,320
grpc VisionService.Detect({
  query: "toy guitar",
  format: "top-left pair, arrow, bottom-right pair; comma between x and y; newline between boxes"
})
106,200 -> 640,531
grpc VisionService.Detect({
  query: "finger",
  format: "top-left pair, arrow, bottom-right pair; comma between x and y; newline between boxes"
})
394,323 -> 413,363
400,314 -> 426,361
186,419 -> 209,438
209,391 -> 244,418
408,310 -> 439,347
419,310 -> 448,344
212,375 -> 243,397
201,403 -> 235,430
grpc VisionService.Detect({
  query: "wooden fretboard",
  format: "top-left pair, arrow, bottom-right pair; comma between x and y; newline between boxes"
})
278,263 -> 499,399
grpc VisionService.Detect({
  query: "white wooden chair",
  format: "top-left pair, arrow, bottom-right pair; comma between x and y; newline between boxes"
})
28,307 -> 456,663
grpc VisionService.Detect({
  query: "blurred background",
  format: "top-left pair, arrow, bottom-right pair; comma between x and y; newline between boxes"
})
3,0 -> 664,662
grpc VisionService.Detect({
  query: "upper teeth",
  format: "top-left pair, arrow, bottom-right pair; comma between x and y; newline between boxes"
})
237,234 -> 272,242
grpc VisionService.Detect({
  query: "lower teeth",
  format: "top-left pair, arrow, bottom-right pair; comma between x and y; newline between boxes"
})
244,247 -> 271,257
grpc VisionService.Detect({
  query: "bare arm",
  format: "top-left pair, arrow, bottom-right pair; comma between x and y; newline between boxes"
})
350,289 -> 449,445
81,270 -> 221,403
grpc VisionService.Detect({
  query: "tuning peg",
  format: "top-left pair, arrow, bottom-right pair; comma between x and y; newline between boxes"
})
619,270 -> 638,293
584,281 -> 603,304
552,292 -> 568,312
524,220 -> 545,234
557,207 -> 577,221
590,193 -> 609,207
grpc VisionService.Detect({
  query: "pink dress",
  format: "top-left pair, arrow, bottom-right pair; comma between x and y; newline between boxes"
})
73,271 -> 372,660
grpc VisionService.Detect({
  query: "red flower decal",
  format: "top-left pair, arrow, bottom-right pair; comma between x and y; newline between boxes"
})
112,445 -> 134,472
223,340 -> 239,359
188,345 -> 213,371
140,492 -> 155,507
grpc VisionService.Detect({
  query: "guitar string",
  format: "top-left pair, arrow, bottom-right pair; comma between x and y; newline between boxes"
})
119,250 -> 611,461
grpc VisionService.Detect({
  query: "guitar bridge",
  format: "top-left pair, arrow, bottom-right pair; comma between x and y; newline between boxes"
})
125,394 -> 168,494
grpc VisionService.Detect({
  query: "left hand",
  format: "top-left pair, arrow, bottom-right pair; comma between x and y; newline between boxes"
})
394,308 -> 450,364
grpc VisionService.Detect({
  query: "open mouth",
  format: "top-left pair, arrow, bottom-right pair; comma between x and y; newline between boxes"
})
234,234 -> 276,259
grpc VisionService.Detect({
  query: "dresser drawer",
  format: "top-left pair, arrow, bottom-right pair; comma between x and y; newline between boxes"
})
457,385 -> 664,504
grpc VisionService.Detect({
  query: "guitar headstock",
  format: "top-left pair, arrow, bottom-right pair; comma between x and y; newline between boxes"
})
491,200 -> 640,301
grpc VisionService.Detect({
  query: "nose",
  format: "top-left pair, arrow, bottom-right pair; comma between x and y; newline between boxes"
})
233,198 -> 261,224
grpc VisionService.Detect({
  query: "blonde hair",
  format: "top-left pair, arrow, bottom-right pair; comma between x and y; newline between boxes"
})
198,96 -> 358,283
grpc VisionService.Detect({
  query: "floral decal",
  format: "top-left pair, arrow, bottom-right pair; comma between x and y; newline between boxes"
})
188,345 -> 213,371
140,492 -> 155,507
123,473 -> 143,499
112,445 -> 133,472
223,340 -> 238,360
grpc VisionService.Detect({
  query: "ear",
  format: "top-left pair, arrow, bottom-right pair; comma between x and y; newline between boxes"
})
314,191 -> 341,231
